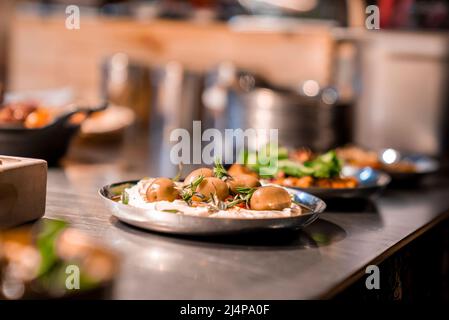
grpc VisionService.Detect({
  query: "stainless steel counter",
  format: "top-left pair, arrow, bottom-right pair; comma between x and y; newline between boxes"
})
43,136 -> 449,299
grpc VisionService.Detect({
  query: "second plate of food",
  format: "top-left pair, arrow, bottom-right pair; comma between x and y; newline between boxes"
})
275,166 -> 391,199
337,146 -> 440,182
238,146 -> 391,200
99,166 -> 326,236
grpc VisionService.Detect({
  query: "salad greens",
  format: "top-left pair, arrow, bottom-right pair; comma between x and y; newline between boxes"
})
241,146 -> 342,179
239,143 -> 289,177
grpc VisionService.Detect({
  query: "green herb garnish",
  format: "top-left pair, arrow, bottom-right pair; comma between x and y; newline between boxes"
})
225,196 -> 245,209
121,189 -> 129,205
180,175 -> 205,205
222,187 -> 257,209
208,192 -> 228,211
162,209 -> 181,214
213,158 -> 231,180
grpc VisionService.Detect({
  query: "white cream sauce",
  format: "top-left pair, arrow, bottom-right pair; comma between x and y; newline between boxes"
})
124,179 -> 302,219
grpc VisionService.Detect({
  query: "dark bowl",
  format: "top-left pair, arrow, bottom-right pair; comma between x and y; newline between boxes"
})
0,102 -> 108,165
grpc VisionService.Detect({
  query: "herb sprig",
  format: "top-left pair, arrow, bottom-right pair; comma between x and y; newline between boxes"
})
224,187 -> 257,209
172,162 -> 183,182
213,158 -> 231,180
180,175 -> 205,206
207,192 -> 228,212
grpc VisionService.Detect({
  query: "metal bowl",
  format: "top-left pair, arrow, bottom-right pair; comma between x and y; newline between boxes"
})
282,167 -> 391,199
99,180 -> 326,236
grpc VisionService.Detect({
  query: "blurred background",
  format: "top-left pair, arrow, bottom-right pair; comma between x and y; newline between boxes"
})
0,0 -> 448,175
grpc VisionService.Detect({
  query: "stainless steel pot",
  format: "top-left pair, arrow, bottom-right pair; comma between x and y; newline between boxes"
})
226,86 -> 353,152
102,57 -> 207,177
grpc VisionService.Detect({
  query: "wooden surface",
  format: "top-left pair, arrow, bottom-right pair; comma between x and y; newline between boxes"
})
41,135 -> 449,299
9,13 -> 335,101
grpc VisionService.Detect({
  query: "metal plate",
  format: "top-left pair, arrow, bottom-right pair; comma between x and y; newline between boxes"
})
279,167 -> 391,199
384,154 -> 440,181
99,180 -> 326,236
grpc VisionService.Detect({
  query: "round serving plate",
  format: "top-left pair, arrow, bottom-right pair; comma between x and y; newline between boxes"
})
279,167 -> 391,199
99,180 -> 326,236
383,154 -> 440,182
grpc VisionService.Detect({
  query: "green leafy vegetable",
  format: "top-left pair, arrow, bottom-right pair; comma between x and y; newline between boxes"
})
240,144 -> 342,179
239,143 -> 288,177
36,219 -> 69,277
277,159 -> 313,177
302,150 -> 342,178
277,151 -> 342,178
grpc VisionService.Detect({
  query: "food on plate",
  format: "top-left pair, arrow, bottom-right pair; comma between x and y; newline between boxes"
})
289,148 -> 314,163
184,167 -> 214,185
80,105 -> 135,139
0,102 -> 53,129
249,186 -> 292,211
146,177 -> 180,202
336,145 -> 381,169
382,161 -> 416,173
240,145 -> 359,189
227,174 -> 261,193
119,160 -> 305,219
228,163 -> 259,178
194,177 -> 229,201
0,101 -> 92,129
336,145 -> 418,173
0,219 -> 117,299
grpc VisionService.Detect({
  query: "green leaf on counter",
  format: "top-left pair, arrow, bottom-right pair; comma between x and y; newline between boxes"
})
36,219 -> 69,277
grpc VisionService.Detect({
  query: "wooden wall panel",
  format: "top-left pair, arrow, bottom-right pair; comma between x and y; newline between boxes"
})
9,13 -> 335,101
